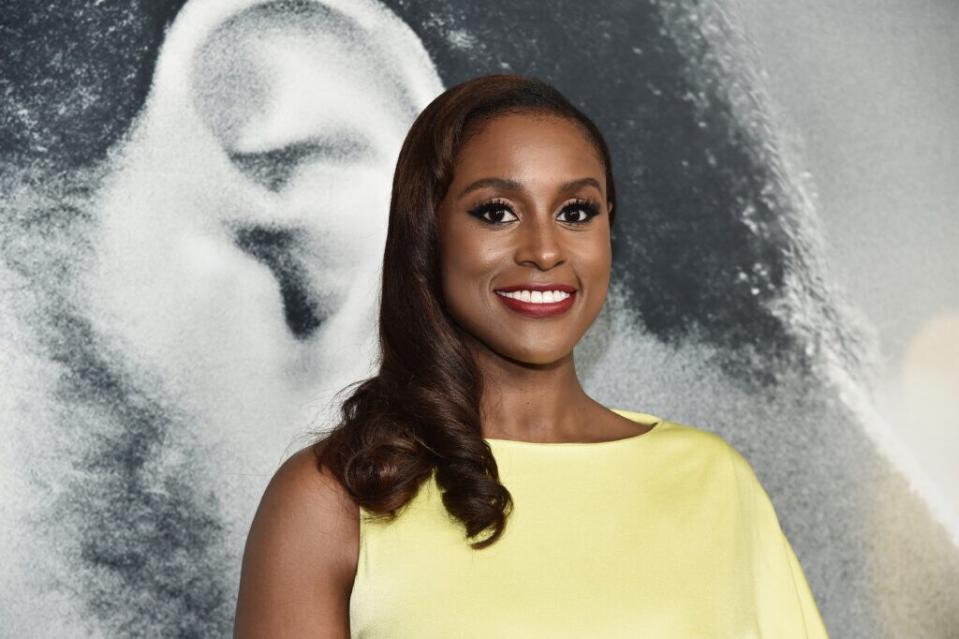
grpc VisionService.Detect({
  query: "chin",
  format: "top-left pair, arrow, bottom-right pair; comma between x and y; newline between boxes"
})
502,344 -> 575,367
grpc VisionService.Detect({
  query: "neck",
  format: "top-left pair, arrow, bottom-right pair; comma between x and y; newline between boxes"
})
469,339 -> 601,442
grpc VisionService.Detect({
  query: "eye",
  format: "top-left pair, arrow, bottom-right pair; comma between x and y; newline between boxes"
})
558,198 -> 601,224
467,198 -> 518,225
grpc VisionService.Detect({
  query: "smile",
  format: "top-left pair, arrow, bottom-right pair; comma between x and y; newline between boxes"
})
494,289 -> 577,318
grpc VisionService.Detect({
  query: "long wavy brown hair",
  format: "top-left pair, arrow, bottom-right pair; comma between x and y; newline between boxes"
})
313,73 -> 617,549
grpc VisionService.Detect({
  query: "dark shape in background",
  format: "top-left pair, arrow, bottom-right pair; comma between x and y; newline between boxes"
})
386,0 -> 823,388
0,2 -> 187,169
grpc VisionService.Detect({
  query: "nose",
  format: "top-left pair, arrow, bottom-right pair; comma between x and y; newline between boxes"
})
515,213 -> 565,271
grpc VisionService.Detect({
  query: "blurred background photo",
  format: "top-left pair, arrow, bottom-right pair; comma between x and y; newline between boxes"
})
1,0 -> 956,636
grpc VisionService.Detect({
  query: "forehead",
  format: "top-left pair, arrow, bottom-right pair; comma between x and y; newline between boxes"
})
453,112 -> 605,179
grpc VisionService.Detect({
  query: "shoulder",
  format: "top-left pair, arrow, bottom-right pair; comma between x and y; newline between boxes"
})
654,416 -> 736,459
655,417 -> 768,489
668,420 -> 783,523
264,441 -> 356,511
618,408 -> 768,493
658,418 -> 785,526
248,441 -> 359,572
234,441 -> 358,636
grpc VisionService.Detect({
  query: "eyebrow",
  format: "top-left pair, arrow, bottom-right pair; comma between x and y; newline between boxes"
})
456,176 -> 602,199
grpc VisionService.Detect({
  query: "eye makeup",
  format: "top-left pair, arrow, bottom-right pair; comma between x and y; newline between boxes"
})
466,198 -> 601,226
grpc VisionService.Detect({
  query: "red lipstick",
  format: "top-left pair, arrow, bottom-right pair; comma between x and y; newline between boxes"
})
493,283 -> 577,318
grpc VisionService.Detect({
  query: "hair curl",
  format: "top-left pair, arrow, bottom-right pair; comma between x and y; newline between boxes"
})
313,73 -> 616,549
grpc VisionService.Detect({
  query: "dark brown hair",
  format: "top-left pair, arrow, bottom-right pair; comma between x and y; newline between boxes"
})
313,73 -> 617,549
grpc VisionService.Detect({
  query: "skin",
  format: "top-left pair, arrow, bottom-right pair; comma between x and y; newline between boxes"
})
233,112 -> 656,638
437,112 -> 652,443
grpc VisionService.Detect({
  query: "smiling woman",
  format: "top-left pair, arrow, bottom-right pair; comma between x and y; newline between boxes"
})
437,113 -> 614,362
233,74 -> 829,638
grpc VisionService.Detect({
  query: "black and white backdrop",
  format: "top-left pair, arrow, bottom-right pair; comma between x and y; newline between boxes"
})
1,0 -> 957,636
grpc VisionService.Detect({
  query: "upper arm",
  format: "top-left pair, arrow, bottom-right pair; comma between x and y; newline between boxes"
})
724,441 -> 830,637
234,443 -> 359,639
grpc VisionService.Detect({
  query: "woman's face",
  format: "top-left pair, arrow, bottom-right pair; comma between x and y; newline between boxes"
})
437,112 -> 614,366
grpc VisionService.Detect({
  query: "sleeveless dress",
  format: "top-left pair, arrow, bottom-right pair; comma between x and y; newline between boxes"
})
349,409 -> 829,638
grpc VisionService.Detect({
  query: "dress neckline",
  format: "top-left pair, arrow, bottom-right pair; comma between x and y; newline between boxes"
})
482,408 -> 664,448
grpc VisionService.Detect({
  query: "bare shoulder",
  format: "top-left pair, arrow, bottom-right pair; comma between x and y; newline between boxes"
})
262,441 -> 359,534
234,440 -> 359,638
260,441 -> 359,556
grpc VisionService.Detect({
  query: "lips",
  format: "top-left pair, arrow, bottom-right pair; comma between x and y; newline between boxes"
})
493,285 -> 577,318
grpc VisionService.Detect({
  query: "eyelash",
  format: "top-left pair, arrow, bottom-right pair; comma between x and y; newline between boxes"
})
466,198 -> 601,226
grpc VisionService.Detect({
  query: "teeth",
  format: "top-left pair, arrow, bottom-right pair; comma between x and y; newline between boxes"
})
496,290 -> 572,304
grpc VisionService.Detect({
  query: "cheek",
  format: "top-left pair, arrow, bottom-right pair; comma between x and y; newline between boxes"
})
440,238 -> 482,304
578,236 -> 612,274
439,235 -> 504,322
444,261 -> 489,312
579,242 -> 613,304
440,225 -> 497,286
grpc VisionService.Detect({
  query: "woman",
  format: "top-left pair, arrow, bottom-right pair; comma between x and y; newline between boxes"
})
234,74 -> 829,637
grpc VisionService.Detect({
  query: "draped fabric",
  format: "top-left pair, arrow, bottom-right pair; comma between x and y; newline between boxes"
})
349,409 -> 829,638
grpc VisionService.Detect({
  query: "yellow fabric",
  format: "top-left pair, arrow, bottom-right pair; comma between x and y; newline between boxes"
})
349,409 -> 829,638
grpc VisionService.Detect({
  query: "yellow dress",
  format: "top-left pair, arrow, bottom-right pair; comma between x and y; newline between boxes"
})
349,409 -> 829,638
